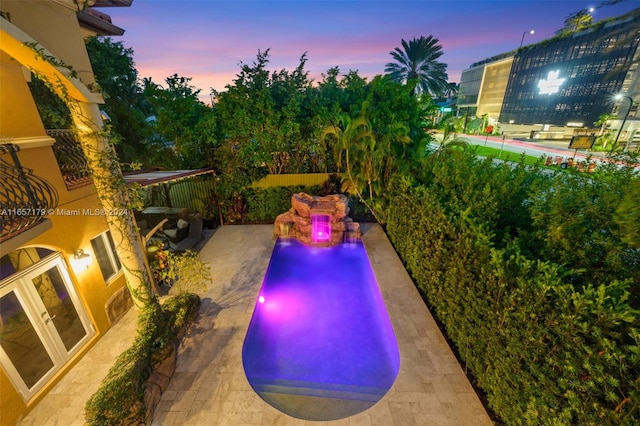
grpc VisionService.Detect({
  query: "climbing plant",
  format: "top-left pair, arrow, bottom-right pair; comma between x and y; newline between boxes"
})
25,40 -> 159,310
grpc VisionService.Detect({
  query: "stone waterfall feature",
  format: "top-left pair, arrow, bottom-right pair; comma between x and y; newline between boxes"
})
274,193 -> 360,246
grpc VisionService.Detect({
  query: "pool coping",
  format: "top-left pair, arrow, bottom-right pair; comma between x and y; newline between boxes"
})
18,223 -> 494,426
155,223 -> 493,425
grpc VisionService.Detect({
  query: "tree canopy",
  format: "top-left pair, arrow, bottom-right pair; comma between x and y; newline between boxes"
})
384,35 -> 450,97
85,37 -> 214,169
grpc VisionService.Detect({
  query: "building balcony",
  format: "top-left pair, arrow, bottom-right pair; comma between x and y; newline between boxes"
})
1,143 -> 59,243
47,129 -> 93,190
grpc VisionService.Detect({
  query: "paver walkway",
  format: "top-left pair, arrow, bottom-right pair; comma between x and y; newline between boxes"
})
17,305 -> 138,425
18,224 -> 493,426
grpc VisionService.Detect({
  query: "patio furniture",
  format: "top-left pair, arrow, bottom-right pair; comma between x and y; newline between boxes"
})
169,213 -> 204,252
139,218 -> 169,248
142,206 -> 188,228
163,218 -> 190,243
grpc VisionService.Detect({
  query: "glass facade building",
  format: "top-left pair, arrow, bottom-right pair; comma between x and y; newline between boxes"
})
458,66 -> 484,107
500,14 -> 640,126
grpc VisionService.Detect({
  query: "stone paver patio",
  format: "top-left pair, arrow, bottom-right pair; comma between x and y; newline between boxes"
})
18,224 -> 492,426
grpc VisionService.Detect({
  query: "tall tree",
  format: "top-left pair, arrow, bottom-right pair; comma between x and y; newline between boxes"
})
321,100 -> 414,224
143,74 -> 212,168
214,49 -> 317,175
385,35 -> 449,97
264,53 -> 313,173
85,37 -> 150,166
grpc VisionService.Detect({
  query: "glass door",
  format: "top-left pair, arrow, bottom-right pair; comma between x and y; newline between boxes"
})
0,287 -> 57,392
0,254 -> 94,400
29,262 -> 91,353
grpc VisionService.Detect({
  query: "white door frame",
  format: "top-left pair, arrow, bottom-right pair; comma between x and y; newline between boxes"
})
0,252 -> 94,400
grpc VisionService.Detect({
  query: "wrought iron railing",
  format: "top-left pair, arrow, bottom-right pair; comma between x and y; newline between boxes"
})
1,143 -> 59,242
47,129 -> 92,189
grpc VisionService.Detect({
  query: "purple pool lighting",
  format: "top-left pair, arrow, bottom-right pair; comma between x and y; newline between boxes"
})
242,238 -> 400,421
311,213 -> 331,244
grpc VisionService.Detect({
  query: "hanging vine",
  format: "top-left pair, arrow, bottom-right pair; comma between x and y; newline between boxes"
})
24,40 -> 159,310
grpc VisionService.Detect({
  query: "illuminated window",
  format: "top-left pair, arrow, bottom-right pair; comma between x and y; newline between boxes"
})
90,231 -> 121,282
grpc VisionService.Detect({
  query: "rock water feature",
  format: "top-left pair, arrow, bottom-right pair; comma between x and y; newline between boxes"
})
274,193 -> 360,246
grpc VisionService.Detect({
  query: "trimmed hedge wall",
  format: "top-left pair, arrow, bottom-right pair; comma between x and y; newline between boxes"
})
385,152 -> 639,424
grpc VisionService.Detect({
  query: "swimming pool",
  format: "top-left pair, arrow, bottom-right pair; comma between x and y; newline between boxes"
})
242,238 -> 400,421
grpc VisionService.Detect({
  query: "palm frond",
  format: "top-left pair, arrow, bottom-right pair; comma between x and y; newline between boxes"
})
385,35 -> 449,97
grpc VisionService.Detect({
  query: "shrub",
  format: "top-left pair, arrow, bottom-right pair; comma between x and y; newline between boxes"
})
238,176 -> 375,224
384,152 -> 640,424
150,247 -> 211,295
240,184 -> 321,223
319,173 -> 343,196
84,293 -> 200,425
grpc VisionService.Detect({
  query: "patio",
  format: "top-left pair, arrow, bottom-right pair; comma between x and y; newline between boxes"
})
18,224 -> 492,425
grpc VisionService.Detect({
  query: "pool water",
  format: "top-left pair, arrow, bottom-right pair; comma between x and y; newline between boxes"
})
242,238 -> 400,420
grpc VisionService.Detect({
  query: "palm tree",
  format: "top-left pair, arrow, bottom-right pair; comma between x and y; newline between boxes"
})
321,110 -> 414,223
321,114 -> 382,222
385,36 -> 449,97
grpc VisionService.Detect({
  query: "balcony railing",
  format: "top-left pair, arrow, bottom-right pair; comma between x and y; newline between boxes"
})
1,143 -> 59,242
47,129 -> 92,189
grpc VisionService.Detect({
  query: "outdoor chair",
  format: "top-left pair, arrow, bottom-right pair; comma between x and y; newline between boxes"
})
163,218 -> 190,243
170,213 -> 204,252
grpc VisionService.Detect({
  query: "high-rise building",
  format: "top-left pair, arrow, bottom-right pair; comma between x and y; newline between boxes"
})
459,8 -> 640,145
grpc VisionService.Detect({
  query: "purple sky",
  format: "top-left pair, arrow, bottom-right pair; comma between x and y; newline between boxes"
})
103,1 -> 639,103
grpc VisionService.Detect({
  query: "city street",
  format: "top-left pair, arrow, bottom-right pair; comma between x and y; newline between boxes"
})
450,133 -> 601,162
431,133 -> 640,172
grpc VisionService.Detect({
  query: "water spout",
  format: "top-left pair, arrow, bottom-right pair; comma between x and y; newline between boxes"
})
311,214 -> 331,245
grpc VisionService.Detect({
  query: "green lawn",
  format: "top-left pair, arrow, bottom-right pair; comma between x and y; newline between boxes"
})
430,141 -> 547,166
469,145 -> 545,166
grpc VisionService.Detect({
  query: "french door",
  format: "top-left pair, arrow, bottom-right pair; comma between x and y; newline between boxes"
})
0,254 -> 94,400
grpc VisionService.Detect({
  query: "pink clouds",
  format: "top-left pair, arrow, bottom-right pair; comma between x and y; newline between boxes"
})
103,1 -> 640,103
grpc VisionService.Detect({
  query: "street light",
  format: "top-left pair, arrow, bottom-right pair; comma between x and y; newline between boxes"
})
613,94 -> 634,150
520,30 -> 535,48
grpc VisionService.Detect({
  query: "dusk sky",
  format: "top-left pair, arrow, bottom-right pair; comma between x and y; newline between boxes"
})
103,1 -> 639,104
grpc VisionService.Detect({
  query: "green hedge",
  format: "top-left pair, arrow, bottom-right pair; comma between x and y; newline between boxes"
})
240,184 -> 322,223
238,178 -> 376,224
85,293 -> 200,425
385,152 -> 640,424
